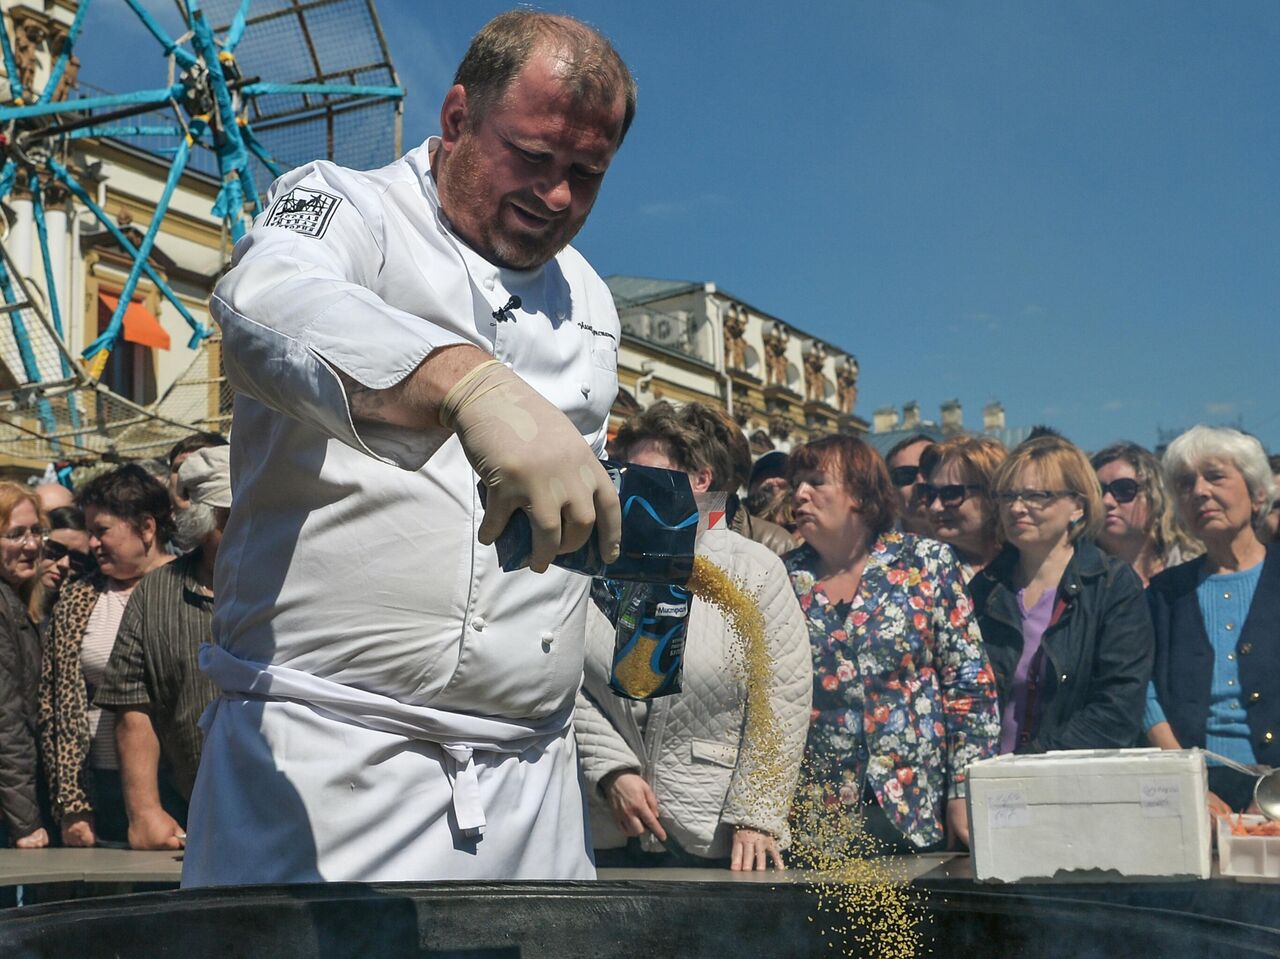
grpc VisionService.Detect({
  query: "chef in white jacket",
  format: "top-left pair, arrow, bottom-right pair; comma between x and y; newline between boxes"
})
182,12 -> 636,886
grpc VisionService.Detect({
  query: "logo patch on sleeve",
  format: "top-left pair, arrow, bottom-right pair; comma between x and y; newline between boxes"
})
264,187 -> 342,238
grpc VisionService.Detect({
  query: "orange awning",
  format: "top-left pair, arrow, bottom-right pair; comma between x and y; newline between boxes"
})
98,293 -> 171,351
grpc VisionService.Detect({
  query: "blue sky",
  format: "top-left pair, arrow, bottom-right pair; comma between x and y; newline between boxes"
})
75,1 -> 1279,453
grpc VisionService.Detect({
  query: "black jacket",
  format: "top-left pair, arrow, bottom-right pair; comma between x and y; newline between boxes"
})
1146,545 -> 1280,769
0,580 -> 44,839
969,541 -> 1154,753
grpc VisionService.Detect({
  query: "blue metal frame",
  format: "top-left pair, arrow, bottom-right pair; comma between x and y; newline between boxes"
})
0,0 -> 405,384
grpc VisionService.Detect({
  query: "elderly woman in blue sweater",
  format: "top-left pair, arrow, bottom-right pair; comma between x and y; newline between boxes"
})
1145,426 -> 1279,814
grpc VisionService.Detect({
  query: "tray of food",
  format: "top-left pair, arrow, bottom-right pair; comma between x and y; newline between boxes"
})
1217,813 -> 1280,878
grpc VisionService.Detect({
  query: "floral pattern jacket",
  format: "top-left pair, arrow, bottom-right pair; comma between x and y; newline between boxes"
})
785,531 -> 1001,847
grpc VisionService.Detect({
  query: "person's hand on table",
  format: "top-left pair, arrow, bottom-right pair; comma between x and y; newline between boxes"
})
128,808 -> 186,850
14,827 -> 49,849
1208,790 -> 1234,820
61,813 -> 96,847
601,770 -> 666,841
441,360 -> 622,573
731,826 -> 784,871
946,797 -> 971,850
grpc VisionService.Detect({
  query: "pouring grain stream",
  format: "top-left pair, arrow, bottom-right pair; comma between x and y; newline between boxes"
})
686,556 -> 927,958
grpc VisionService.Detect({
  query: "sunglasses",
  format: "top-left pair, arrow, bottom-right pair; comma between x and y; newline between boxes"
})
1098,478 -> 1142,504
918,483 -> 984,508
41,537 -> 96,577
890,465 -> 923,487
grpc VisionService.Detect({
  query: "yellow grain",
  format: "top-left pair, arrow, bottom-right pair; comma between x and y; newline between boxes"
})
687,555 -> 928,958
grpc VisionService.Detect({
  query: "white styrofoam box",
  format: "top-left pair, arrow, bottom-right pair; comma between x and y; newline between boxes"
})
966,748 -> 1211,882
1217,814 -> 1280,878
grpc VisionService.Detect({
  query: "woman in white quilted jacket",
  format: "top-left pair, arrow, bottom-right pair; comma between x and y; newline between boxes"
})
575,403 -> 811,871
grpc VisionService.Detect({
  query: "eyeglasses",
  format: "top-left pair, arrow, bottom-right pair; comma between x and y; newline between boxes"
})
917,483 -> 984,508
889,465 -> 923,487
40,536 -> 96,577
1,525 -> 46,544
994,489 -> 1078,509
1098,478 -> 1141,504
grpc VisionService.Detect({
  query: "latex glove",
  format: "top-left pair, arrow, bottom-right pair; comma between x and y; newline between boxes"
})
61,813 -> 96,847
946,797 -> 970,850
440,360 -> 621,573
14,827 -> 49,849
731,826 -> 784,871
128,808 -> 186,851
601,770 -> 667,841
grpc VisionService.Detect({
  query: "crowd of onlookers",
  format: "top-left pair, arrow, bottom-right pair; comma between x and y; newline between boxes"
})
0,433 -> 229,855
580,408 -> 1280,869
0,412 -> 1277,875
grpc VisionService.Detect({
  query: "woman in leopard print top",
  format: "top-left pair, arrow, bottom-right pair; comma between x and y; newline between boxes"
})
39,465 -> 173,847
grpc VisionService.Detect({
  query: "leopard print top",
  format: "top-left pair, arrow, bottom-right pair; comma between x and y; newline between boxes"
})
38,576 -> 105,822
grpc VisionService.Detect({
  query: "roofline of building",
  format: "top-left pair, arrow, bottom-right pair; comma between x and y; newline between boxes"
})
606,274 -> 858,361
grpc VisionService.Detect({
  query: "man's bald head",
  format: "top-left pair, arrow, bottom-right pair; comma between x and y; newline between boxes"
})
453,10 -> 636,147
35,483 -> 73,512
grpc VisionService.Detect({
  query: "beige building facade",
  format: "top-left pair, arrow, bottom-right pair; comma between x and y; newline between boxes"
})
606,276 -> 867,452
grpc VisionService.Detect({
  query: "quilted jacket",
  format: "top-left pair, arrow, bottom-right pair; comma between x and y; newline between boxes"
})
575,529 -> 811,858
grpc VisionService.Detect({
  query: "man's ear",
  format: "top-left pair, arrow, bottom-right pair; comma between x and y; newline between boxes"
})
439,85 -> 469,150
690,467 -> 714,494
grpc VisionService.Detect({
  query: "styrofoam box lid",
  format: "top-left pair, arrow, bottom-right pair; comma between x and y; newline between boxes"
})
968,747 -> 1207,780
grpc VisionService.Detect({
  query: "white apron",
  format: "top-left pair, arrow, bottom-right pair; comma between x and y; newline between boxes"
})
182,645 -> 593,885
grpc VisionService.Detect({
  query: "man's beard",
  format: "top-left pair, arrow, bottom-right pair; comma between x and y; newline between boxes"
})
173,501 -> 217,553
438,133 -> 584,270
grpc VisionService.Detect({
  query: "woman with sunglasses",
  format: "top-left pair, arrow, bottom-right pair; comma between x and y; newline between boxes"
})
784,435 -> 999,853
33,507 -> 95,622
970,436 -> 1153,754
918,435 -> 1007,582
40,465 -> 174,847
1091,442 -> 1201,587
0,483 -> 52,849
1145,426 -> 1278,814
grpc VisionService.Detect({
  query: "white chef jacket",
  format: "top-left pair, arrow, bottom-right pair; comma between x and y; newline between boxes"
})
181,138 -> 619,886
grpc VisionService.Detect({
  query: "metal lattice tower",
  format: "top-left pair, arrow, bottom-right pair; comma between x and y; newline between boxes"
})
0,0 -> 402,468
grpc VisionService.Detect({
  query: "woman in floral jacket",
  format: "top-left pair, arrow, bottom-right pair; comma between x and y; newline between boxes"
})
784,435 -> 1000,853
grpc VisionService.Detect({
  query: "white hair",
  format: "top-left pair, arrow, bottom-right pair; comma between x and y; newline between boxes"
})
172,500 -> 217,553
1162,425 -> 1276,533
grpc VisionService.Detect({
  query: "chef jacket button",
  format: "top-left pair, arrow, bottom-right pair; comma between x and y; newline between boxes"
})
1060,673 -> 1068,682
1241,643 -> 1253,655
1223,591 -> 1232,600
1231,701 -> 1239,709
472,617 -> 487,632
581,382 -> 591,396
1228,679 -> 1236,687
1225,623 -> 1234,631
483,276 -> 495,290
1250,692 -> 1262,703
541,631 -> 554,647
1228,653 -> 1235,661
1265,731 -> 1274,744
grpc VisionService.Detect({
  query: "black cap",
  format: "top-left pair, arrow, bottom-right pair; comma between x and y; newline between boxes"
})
749,450 -> 789,488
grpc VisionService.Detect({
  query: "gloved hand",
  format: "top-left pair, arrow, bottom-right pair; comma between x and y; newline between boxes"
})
441,359 -> 621,573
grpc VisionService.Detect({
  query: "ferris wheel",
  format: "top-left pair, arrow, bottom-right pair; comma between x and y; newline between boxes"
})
0,0 -> 402,468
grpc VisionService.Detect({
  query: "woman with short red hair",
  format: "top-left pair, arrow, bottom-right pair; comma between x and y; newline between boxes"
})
783,434 -> 1000,853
